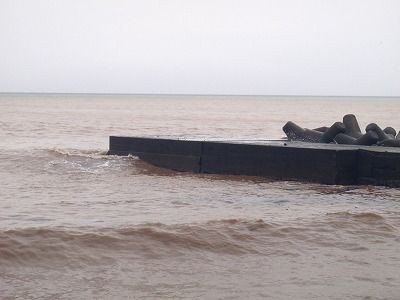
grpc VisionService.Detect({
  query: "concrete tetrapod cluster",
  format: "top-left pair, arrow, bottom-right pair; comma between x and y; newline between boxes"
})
282,114 -> 400,147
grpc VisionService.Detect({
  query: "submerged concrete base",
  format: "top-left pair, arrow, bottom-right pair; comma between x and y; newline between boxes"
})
108,136 -> 400,187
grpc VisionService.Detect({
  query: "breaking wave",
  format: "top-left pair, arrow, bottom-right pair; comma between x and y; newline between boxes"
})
42,148 -> 141,175
1,215 -> 398,268
47,148 -> 131,160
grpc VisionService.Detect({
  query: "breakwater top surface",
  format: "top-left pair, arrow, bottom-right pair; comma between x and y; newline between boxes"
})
1,94 -> 400,299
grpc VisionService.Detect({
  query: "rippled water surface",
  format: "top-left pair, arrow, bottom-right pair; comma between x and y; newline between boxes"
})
1,94 -> 400,299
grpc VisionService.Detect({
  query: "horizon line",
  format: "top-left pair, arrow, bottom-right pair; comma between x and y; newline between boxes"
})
0,92 -> 399,98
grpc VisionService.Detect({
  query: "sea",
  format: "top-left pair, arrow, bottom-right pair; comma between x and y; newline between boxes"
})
1,94 -> 400,299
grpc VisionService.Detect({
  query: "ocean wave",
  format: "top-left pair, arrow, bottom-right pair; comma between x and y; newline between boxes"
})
0,222 -> 254,267
43,148 -> 140,174
47,148 -> 133,160
1,216 -> 398,268
326,211 -> 385,221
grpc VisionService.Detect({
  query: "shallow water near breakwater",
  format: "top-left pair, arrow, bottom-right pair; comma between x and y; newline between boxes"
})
1,94 -> 400,299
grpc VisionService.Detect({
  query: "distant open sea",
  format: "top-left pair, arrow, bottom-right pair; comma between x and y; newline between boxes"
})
1,94 -> 400,299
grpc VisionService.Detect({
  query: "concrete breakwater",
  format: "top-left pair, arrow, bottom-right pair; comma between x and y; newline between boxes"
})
108,136 -> 400,187
283,114 -> 400,147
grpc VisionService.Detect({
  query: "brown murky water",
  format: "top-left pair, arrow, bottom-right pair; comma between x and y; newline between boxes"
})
1,94 -> 400,299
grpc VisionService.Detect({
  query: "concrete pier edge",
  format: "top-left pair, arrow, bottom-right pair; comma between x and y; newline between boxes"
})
108,136 -> 400,187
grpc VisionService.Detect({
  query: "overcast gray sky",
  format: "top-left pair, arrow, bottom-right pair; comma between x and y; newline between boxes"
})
1,0 -> 399,96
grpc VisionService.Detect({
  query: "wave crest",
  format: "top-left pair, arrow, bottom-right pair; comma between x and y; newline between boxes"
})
0,220 -> 262,267
1,215 -> 397,268
47,148 -> 126,160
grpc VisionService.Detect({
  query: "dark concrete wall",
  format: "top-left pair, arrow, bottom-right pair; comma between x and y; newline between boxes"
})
201,141 -> 357,184
108,136 -> 202,172
358,150 -> 400,187
108,136 -> 400,187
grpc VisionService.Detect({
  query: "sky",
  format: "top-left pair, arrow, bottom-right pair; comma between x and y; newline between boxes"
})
0,0 -> 399,96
